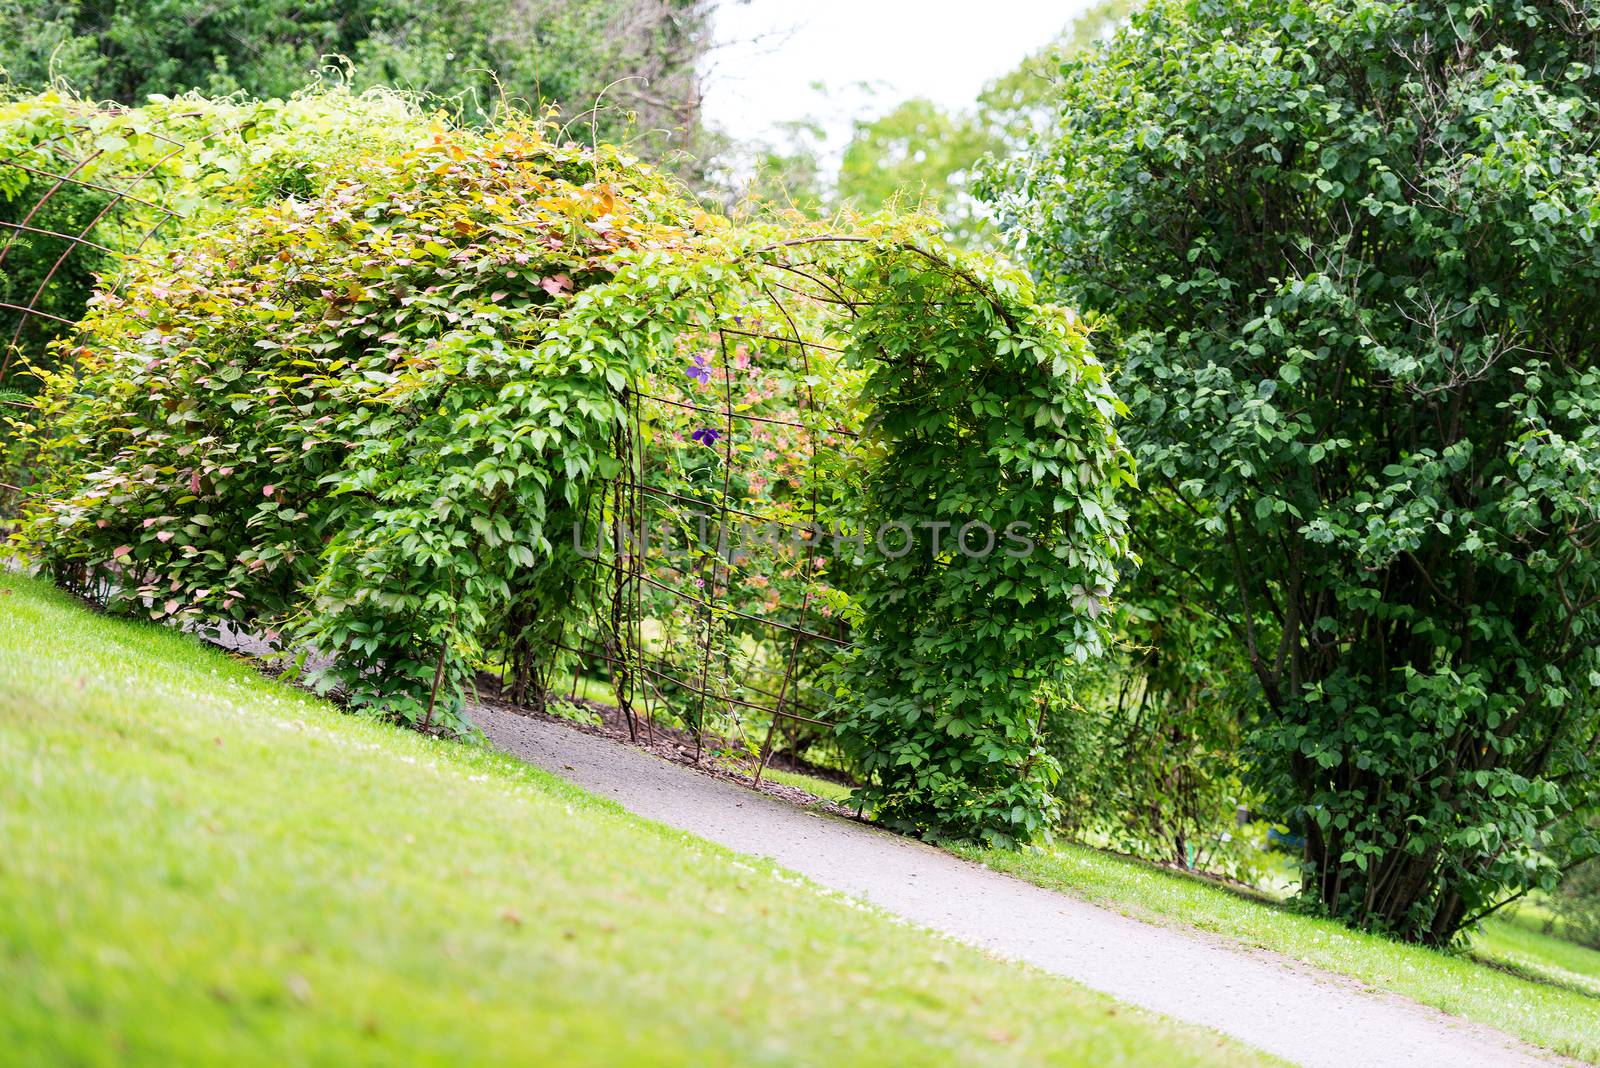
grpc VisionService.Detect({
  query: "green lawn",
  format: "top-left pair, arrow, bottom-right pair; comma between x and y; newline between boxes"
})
961,840 -> 1600,1063
756,766 -> 856,804
1477,907 -> 1600,997
0,572 -> 1273,1068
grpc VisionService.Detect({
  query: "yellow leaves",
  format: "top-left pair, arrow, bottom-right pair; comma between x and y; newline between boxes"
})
691,211 -> 731,234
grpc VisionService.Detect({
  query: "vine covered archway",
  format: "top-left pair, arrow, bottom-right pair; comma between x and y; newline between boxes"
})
549,234 -> 1135,845
2,96 -> 1131,844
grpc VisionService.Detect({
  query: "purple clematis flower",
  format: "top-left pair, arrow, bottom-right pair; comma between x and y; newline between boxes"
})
686,351 -> 712,385
691,427 -> 721,447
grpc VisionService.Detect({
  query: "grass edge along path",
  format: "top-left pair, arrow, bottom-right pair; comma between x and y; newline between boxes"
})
0,572 -> 1277,1068
961,841 -> 1600,1063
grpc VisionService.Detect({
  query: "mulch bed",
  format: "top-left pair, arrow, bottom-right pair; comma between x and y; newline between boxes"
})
473,672 -> 863,819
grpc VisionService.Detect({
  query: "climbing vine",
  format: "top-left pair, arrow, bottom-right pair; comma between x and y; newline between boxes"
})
8,121 -> 706,733
828,244 -> 1134,845
0,88 -> 439,384
6,101 -> 1133,844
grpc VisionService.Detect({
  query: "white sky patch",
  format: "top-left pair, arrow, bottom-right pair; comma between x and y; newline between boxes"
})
701,0 -> 1093,155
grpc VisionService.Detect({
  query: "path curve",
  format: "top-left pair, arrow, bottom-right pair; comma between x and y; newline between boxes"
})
471,704 -> 1560,1068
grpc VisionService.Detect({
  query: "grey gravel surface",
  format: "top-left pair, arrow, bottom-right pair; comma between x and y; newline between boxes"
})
471,702 -> 1565,1068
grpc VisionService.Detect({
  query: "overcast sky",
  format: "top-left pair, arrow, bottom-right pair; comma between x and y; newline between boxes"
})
700,0 -> 1093,152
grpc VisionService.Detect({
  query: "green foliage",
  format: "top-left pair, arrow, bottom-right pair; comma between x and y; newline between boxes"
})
1547,853 -> 1600,950
831,249 -> 1133,846
0,176 -> 106,373
0,0 -> 367,101
6,94 -> 1132,840
1051,597 -> 1254,874
992,0 -> 1600,942
833,0 -> 1256,866
0,0 -> 710,151
8,119 -> 702,734
0,89 -> 437,382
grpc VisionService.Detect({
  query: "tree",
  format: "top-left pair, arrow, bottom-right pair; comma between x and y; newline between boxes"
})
0,0 -> 710,151
833,0 -> 1135,245
991,0 -> 1600,943
836,98 -> 993,244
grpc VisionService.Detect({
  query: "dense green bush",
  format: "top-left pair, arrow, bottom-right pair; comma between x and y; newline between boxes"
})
992,0 -> 1600,941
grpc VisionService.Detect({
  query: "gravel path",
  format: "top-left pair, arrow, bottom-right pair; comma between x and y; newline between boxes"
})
472,703 -> 1563,1068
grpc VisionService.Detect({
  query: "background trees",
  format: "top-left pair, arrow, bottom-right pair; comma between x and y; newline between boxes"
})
992,0 -> 1600,942
0,0 -> 710,150
829,0 -> 1133,246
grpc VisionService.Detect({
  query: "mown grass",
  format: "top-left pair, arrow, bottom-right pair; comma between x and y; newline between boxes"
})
1477,908 -> 1600,997
960,840 -> 1600,1063
0,572 -> 1274,1067
756,766 -> 855,804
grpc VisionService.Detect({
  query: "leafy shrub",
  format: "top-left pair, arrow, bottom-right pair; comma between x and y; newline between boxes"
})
991,0 -> 1600,940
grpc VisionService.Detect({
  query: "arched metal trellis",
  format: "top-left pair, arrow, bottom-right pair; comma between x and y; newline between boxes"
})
2,110 -> 995,797
535,240 -> 878,786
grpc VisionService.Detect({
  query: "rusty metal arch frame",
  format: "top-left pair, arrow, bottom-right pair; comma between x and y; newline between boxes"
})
544,240 -> 880,786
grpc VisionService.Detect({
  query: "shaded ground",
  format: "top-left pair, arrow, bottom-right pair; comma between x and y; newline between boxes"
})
471,701 -> 1568,1068
474,678 -> 860,816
